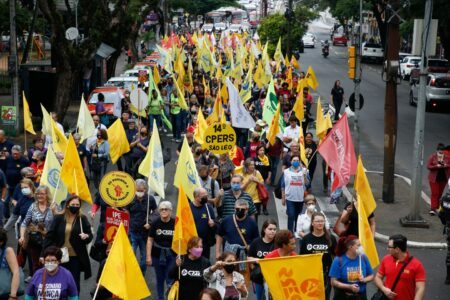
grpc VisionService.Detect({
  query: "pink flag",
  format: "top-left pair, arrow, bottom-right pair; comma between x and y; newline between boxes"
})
318,113 -> 357,191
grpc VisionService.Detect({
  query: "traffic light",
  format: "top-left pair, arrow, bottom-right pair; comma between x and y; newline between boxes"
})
348,46 -> 356,80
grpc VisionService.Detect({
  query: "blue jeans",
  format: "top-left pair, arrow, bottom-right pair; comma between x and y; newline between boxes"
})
254,282 -> 267,300
286,200 -> 304,233
0,200 -> 3,226
269,156 -> 280,185
171,113 -> 182,139
149,114 -> 162,132
152,254 -> 175,300
129,232 -> 147,274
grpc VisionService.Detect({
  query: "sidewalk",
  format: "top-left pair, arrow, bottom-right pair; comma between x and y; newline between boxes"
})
344,172 -> 447,249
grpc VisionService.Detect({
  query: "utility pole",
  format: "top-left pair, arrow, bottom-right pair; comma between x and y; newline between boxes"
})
9,0 -> 19,134
353,0 -> 363,155
261,0 -> 268,18
382,0 -> 400,203
400,0 -> 432,228
21,0 -> 38,64
286,0 -> 293,57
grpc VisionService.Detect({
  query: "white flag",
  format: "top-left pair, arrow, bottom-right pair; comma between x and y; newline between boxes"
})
76,98 -> 96,143
226,78 -> 256,129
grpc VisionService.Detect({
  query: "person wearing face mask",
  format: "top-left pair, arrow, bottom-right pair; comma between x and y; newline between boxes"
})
29,150 -> 45,183
219,174 -> 257,219
190,187 -> 216,260
4,178 -> 35,234
204,251 -> 248,300
124,179 -> 157,274
129,126 -> 149,177
300,212 -> 336,300
281,154 -> 309,233
89,129 -> 110,189
198,165 -> 220,206
296,194 -> 330,239
329,235 -> 374,300
216,200 -> 259,284
246,133 -> 262,158
42,195 -> 93,293
169,237 -> 211,299
25,246 -> 79,299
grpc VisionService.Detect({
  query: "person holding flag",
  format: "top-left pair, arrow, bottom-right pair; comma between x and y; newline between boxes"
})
146,89 -> 164,133
169,88 -> 183,142
329,235 -> 374,300
146,201 -> 175,300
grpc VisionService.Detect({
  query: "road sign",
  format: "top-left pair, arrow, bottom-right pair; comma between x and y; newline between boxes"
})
99,171 -> 136,207
104,207 -> 130,243
202,122 -> 236,154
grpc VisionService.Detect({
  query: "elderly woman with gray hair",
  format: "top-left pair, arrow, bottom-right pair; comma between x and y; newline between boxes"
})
146,200 -> 175,300
30,150 -> 45,183
124,179 -> 157,274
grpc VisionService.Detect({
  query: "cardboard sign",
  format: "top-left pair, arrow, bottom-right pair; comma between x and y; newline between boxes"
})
99,171 -> 136,207
104,207 -> 130,243
202,122 -> 236,154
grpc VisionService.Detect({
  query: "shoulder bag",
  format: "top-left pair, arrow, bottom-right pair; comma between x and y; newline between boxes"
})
371,256 -> 414,300
257,183 -> 269,206
0,248 -> 25,297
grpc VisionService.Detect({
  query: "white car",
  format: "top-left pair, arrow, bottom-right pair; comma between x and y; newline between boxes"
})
409,73 -> 450,110
361,42 -> 384,63
214,22 -> 227,32
201,24 -> 214,33
399,56 -> 421,80
105,76 -> 148,89
302,34 -> 315,48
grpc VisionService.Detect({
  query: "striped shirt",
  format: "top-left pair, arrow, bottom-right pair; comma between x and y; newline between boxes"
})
21,203 -> 54,231
220,190 -> 257,217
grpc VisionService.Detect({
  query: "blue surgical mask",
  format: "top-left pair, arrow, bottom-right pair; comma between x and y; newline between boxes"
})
231,183 -> 241,191
292,161 -> 300,168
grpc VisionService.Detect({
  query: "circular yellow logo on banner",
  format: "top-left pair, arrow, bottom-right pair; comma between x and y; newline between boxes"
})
202,122 -> 236,154
99,171 -> 136,207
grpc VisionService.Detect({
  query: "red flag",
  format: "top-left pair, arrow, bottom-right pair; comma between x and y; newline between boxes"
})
318,113 -> 357,191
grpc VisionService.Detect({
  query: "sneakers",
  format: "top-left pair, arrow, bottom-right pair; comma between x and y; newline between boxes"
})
429,210 -> 436,216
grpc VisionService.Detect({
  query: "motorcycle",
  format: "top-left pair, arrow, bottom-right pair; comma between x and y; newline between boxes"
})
322,44 -> 329,58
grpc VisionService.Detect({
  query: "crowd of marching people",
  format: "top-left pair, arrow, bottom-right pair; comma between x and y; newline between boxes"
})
0,26 -> 446,300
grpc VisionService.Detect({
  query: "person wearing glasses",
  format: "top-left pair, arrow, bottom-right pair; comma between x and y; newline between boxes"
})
24,246 -> 79,299
374,234 -> 426,300
146,201 -> 175,300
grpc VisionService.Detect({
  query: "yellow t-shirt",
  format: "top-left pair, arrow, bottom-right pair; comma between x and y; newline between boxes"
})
243,171 -> 264,203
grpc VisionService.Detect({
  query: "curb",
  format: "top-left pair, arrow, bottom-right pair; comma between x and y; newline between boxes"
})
341,181 -> 447,249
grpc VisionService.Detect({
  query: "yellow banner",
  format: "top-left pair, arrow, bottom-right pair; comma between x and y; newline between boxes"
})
259,254 -> 325,300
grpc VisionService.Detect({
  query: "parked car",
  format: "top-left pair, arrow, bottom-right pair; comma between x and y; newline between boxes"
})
87,86 -> 123,120
105,76 -> 147,90
361,42 -> 384,63
409,73 -> 450,110
201,24 -> 214,33
302,34 -> 315,48
399,56 -> 421,80
332,33 -> 347,46
214,22 -> 228,32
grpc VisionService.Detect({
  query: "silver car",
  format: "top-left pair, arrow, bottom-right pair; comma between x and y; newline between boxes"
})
409,73 -> 450,110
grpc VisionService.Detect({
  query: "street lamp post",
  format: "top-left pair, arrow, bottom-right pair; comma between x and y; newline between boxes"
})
9,0 -> 19,134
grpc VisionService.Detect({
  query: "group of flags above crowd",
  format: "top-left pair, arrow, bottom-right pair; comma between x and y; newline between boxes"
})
18,29 -> 381,299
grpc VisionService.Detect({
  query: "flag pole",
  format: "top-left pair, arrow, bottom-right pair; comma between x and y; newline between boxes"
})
359,255 -> 362,276
178,239 -> 181,278
146,192 -> 150,226
91,283 -> 101,300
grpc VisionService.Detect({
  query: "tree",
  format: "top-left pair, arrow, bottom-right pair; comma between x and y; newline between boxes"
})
258,5 -> 317,57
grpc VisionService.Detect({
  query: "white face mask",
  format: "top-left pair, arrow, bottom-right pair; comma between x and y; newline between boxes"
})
21,187 -> 31,196
45,262 -> 58,272
356,245 -> 364,256
136,191 -> 145,198
307,205 -> 315,212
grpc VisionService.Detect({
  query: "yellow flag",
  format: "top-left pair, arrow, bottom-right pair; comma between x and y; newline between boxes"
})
284,54 -> 290,67
358,191 -> 380,268
173,76 -> 188,110
206,94 -> 225,126
50,119 -> 67,154
316,98 -> 331,141
260,254 -> 325,300
292,83 -> 304,122
306,65 -> 319,90
266,103 -> 281,145
274,37 -> 283,62
107,119 -> 130,164
253,60 -> 265,88
98,223 -> 151,299
286,67 -> 293,90
291,55 -> 300,70
22,92 -> 36,135
40,104 -> 52,136
40,147 -> 68,204
60,135 -> 92,204
153,65 -> 160,85
299,127 -> 308,167
187,57 -> 194,93
354,156 -> 377,216
138,120 -> 165,198
174,137 -> 201,200
76,98 -> 96,143
194,109 -> 208,144
220,83 -> 228,105
172,185 -> 198,255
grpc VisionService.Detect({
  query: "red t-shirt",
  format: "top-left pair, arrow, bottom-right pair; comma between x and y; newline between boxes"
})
230,146 -> 245,167
378,252 -> 426,300
264,249 -> 297,259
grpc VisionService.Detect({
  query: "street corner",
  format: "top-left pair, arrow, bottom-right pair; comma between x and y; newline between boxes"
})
346,172 -> 447,248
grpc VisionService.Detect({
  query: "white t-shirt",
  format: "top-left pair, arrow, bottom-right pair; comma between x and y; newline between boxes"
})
85,124 -> 107,151
283,167 -> 307,202
296,211 -> 331,238
283,125 -> 300,148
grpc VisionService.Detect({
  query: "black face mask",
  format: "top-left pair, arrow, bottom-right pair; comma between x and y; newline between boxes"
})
235,208 -> 246,219
200,175 -> 208,181
200,196 -> 208,205
223,264 -> 235,273
68,206 -> 80,214
195,150 -> 202,156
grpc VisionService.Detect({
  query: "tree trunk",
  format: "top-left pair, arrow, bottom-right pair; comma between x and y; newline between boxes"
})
53,67 -> 74,121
